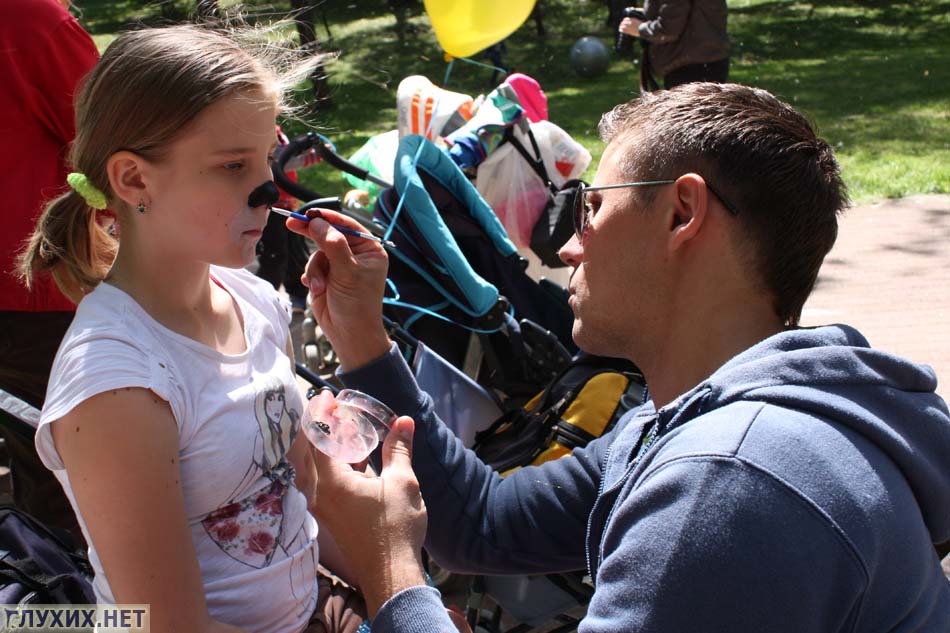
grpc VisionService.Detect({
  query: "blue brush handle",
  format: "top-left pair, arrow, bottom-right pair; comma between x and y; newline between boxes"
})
270,207 -> 396,248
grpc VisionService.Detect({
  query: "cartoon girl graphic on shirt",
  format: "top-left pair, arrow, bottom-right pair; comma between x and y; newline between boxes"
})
202,377 -> 306,569
255,381 -> 298,475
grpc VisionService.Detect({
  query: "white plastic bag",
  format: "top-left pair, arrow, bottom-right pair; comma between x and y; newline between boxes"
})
476,141 -> 550,247
476,121 -> 591,247
531,120 -> 592,189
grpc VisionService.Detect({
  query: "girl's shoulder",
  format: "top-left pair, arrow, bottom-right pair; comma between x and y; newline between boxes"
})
70,282 -> 150,345
56,282 -> 194,407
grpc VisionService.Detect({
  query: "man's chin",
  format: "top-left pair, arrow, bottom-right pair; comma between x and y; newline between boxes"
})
571,325 -> 599,356
572,325 -> 628,360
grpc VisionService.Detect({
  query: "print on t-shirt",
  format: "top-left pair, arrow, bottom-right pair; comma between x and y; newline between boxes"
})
256,381 -> 297,473
201,378 -> 304,569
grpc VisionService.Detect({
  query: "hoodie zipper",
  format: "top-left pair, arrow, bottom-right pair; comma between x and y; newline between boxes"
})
586,414 -> 658,578
586,387 -> 712,580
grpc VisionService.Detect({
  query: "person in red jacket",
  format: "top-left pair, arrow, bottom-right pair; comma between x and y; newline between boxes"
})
0,0 -> 99,538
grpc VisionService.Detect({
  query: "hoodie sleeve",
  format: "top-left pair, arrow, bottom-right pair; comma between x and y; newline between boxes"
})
580,455 -> 867,632
340,344 -> 606,574
371,586 -> 458,633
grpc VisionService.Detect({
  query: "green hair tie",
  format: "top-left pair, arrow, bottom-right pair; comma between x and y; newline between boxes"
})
66,172 -> 108,210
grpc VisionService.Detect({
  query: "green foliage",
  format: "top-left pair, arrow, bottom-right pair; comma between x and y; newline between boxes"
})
75,0 -> 950,203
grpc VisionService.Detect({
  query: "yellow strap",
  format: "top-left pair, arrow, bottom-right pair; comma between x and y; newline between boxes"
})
500,372 -> 632,472
527,373 -> 631,467
532,442 -> 571,466
561,373 -> 630,437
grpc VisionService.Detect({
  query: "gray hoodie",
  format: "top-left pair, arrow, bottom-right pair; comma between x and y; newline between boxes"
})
342,324 -> 950,632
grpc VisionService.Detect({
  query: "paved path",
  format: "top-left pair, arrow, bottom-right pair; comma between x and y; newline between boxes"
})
799,194 -> 950,578
801,194 -> 950,402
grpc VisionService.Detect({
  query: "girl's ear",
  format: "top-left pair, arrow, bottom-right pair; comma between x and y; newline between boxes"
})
106,151 -> 148,209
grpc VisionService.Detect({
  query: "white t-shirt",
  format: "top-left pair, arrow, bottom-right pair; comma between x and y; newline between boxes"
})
36,267 -> 319,633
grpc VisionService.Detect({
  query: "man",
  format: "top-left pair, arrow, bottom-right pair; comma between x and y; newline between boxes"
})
293,83 -> 950,632
619,1 -> 730,89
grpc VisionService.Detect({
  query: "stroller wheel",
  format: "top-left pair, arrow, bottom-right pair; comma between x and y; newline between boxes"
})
300,307 -> 339,375
426,556 -> 454,588
315,325 -> 339,372
303,324 -> 339,374
303,344 -> 322,372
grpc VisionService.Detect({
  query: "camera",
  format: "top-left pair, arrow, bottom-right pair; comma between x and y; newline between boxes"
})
615,7 -> 647,58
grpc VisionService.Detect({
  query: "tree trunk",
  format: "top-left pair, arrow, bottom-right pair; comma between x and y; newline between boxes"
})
290,0 -> 333,110
389,0 -> 413,43
533,0 -> 546,37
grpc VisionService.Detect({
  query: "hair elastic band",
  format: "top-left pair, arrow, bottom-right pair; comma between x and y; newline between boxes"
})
66,172 -> 108,210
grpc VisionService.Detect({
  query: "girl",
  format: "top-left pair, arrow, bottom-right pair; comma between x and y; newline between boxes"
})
18,23 -> 365,633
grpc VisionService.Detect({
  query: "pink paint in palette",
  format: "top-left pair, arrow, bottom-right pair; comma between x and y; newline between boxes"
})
302,389 -> 396,463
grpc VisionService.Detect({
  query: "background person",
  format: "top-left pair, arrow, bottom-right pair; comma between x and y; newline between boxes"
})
619,1 -> 730,88
19,24 -> 365,633
0,0 -> 99,540
292,83 -> 950,632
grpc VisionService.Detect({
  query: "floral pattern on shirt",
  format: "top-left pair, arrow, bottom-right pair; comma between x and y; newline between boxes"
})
202,479 -> 288,568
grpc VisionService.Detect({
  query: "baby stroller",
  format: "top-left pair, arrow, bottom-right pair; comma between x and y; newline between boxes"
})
272,131 -> 576,403
374,134 -> 576,402
0,389 -> 83,548
0,389 -> 95,603
269,131 -> 395,374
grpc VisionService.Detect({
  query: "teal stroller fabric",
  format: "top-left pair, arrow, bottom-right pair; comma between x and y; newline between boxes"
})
375,134 -> 576,398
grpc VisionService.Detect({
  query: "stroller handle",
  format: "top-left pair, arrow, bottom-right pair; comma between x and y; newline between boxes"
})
271,134 -> 329,206
271,132 -> 389,236
312,137 -> 393,190
272,132 -> 393,202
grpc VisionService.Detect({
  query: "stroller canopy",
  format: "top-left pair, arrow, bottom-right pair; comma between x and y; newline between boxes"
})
384,134 -> 518,318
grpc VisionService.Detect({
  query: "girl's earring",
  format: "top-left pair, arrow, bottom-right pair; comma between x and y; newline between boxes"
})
136,202 -> 146,214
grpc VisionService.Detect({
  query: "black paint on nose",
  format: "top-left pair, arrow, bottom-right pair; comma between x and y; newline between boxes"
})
247,181 -> 280,208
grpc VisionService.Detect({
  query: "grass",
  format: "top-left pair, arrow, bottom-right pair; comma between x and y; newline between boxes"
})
727,0 -> 950,201
75,0 -> 950,204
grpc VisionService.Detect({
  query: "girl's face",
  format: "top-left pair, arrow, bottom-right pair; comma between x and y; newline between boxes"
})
264,390 -> 285,424
141,88 -> 279,269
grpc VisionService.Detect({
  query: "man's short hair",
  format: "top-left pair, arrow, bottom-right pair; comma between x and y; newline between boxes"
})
600,83 -> 849,326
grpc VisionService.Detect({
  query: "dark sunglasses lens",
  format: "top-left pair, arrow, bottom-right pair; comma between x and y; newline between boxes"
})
573,185 -> 586,237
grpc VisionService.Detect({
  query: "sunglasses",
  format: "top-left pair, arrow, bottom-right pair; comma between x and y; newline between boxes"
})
573,177 -> 741,239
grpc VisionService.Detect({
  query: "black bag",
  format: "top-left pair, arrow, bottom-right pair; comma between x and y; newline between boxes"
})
0,506 -> 95,605
474,354 -> 648,474
529,178 -> 586,268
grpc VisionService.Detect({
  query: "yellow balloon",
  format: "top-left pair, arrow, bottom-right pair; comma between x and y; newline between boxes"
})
424,0 -> 537,59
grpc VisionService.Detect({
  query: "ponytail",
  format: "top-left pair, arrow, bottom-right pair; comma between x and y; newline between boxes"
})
17,189 -> 117,304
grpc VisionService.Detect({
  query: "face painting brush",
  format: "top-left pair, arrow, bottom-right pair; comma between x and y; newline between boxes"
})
268,207 -> 396,250
246,181 -> 395,249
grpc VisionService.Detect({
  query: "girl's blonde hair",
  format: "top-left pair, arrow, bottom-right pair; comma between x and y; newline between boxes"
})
17,22 -> 323,303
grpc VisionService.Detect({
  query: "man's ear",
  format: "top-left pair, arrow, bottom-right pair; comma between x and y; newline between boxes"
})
667,173 -> 711,252
106,151 -> 149,209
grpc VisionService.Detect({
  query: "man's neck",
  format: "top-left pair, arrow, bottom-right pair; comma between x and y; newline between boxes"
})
642,305 -> 784,410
